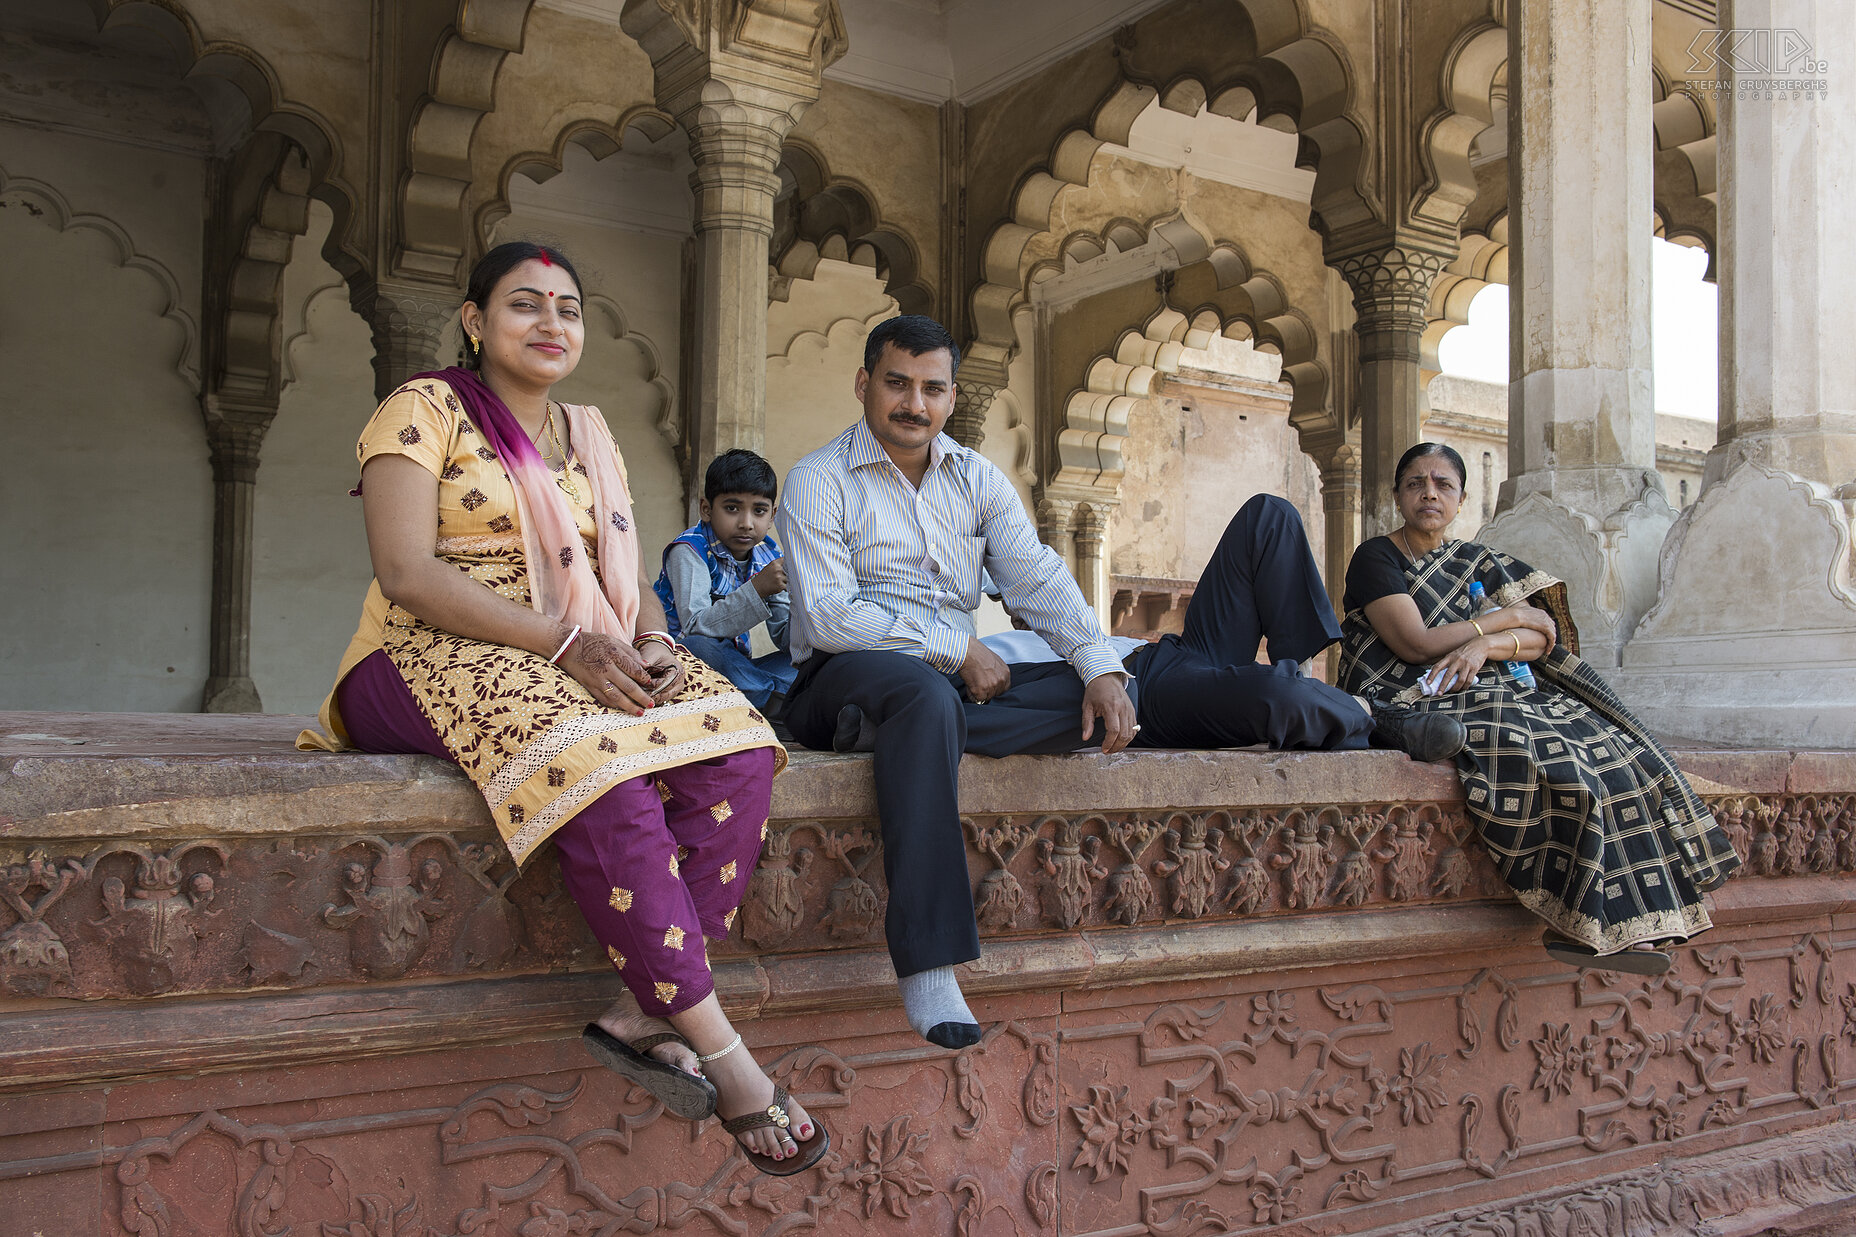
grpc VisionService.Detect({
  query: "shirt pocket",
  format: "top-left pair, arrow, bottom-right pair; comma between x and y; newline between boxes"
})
932,534 -> 986,601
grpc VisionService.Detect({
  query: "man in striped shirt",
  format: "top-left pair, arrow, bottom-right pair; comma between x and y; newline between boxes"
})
777,315 -> 1137,1050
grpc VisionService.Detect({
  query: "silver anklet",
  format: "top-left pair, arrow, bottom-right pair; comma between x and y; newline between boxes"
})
696,1032 -> 743,1063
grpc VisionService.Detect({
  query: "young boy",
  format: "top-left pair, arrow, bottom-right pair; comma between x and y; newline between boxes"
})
652,449 -> 795,710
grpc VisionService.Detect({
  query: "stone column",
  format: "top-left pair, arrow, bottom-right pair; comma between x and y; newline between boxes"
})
1317,442 -> 1362,615
1073,502 -> 1113,627
355,279 -> 457,401
622,0 -> 846,473
1618,1 -> 1856,745
1332,244 -> 1451,539
1478,0 -> 1671,669
1036,496 -> 1078,576
200,393 -> 277,713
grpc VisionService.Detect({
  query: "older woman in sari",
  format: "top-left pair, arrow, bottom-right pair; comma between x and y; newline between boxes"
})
300,241 -> 826,1175
1339,443 -> 1739,973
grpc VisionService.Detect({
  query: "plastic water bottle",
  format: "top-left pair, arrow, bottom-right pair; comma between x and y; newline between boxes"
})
1468,580 -> 1536,691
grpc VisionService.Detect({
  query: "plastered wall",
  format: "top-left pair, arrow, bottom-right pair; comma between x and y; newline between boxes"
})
0,124 -> 211,712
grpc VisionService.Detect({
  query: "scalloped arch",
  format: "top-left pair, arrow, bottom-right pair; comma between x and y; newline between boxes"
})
767,303 -> 898,365
399,0 -> 539,280
0,165 -> 200,383
1053,233 -> 1329,493
1414,8 -> 1715,273
968,3 -> 1368,372
775,139 -> 932,316
582,293 -> 679,449
475,106 -> 680,247
94,0 -> 355,256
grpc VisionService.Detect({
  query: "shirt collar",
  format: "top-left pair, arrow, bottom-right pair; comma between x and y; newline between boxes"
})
846,417 -> 965,475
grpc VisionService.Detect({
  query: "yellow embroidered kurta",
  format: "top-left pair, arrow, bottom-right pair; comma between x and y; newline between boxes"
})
298,378 -> 784,867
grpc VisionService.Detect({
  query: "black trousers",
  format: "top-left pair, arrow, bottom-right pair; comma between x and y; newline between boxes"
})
783,493 -> 1369,977
1131,494 -> 1374,752
784,653 -> 1092,976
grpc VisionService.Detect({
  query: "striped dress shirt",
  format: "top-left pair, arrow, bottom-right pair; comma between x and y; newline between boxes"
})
777,419 -> 1124,683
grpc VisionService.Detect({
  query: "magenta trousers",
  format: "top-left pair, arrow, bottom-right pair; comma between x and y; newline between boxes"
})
338,650 -> 773,1017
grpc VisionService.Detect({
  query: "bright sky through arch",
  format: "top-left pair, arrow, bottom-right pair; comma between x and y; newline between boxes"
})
1435,237 -> 1719,422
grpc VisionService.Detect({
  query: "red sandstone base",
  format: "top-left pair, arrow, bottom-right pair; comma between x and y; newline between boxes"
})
1,715 -> 1853,1236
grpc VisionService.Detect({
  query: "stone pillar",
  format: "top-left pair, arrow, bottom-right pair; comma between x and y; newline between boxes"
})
1036,496 -> 1078,576
622,0 -> 846,471
200,393 -> 277,713
1333,244 -> 1451,539
1617,1 -> 1856,745
1317,443 -> 1362,616
1073,502 -> 1113,628
355,279 -> 457,401
1478,0 -> 1671,670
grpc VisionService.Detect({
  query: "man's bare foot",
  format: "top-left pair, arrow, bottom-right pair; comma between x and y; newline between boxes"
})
595,998 -> 703,1077
703,1046 -> 814,1163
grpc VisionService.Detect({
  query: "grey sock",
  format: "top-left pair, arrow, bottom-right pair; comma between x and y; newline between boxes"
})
898,965 -> 982,1049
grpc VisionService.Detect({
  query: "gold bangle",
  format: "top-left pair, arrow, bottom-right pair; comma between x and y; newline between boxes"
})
1510,631 -> 1522,657
1470,618 -> 1486,638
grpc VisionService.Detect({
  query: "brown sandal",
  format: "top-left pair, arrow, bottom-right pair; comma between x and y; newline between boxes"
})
720,1083 -> 830,1176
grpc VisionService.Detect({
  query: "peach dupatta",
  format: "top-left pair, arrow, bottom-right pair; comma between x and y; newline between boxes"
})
415,367 -> 640,642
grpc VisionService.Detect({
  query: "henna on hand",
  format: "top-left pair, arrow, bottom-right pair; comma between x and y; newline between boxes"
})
577,632 -> 650,685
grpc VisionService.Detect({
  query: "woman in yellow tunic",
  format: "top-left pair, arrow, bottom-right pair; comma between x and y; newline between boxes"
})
300,241 -> 824,1176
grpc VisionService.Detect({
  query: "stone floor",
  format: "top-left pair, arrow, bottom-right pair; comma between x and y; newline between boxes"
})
1,711 -> 1853,1237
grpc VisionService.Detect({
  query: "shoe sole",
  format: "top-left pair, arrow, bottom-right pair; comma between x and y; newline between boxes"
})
581,1023 -> 719,1120
1542,935 -> 1672,976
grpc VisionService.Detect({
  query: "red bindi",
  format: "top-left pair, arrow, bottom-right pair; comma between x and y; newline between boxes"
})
547,290 -> 555,297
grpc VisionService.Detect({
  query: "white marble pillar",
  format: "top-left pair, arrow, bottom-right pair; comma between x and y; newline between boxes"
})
1618,0 -> 1856,745
1479,0 -> 1674,669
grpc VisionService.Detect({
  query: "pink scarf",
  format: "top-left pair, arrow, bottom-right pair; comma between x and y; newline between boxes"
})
415,367 -> 640,642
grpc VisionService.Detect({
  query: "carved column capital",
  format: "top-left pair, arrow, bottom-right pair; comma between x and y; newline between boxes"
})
1331,244 -> 1452,345
354,279 -> 459,401
947,381 -> 998,450
622,0 -> 847,235
201,392 -> 278,487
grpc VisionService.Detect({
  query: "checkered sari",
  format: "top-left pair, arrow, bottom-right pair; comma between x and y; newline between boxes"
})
1338,541 -> 1740,953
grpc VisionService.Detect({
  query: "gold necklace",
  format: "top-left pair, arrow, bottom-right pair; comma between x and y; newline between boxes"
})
540,402 -> 581,502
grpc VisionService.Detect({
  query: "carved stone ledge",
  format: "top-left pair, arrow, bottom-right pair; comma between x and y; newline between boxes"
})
2,715 -> 1852,1009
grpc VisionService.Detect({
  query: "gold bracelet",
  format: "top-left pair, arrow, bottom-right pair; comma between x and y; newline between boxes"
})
1510,631 -> 1522,657
633,631 -> 678,653
1470,618 -> 1486,638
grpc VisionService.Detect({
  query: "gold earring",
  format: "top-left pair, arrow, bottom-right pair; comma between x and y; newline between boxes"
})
469,334 -> 480,351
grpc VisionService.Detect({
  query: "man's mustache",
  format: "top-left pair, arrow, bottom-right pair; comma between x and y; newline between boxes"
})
889,412 -> 932,426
